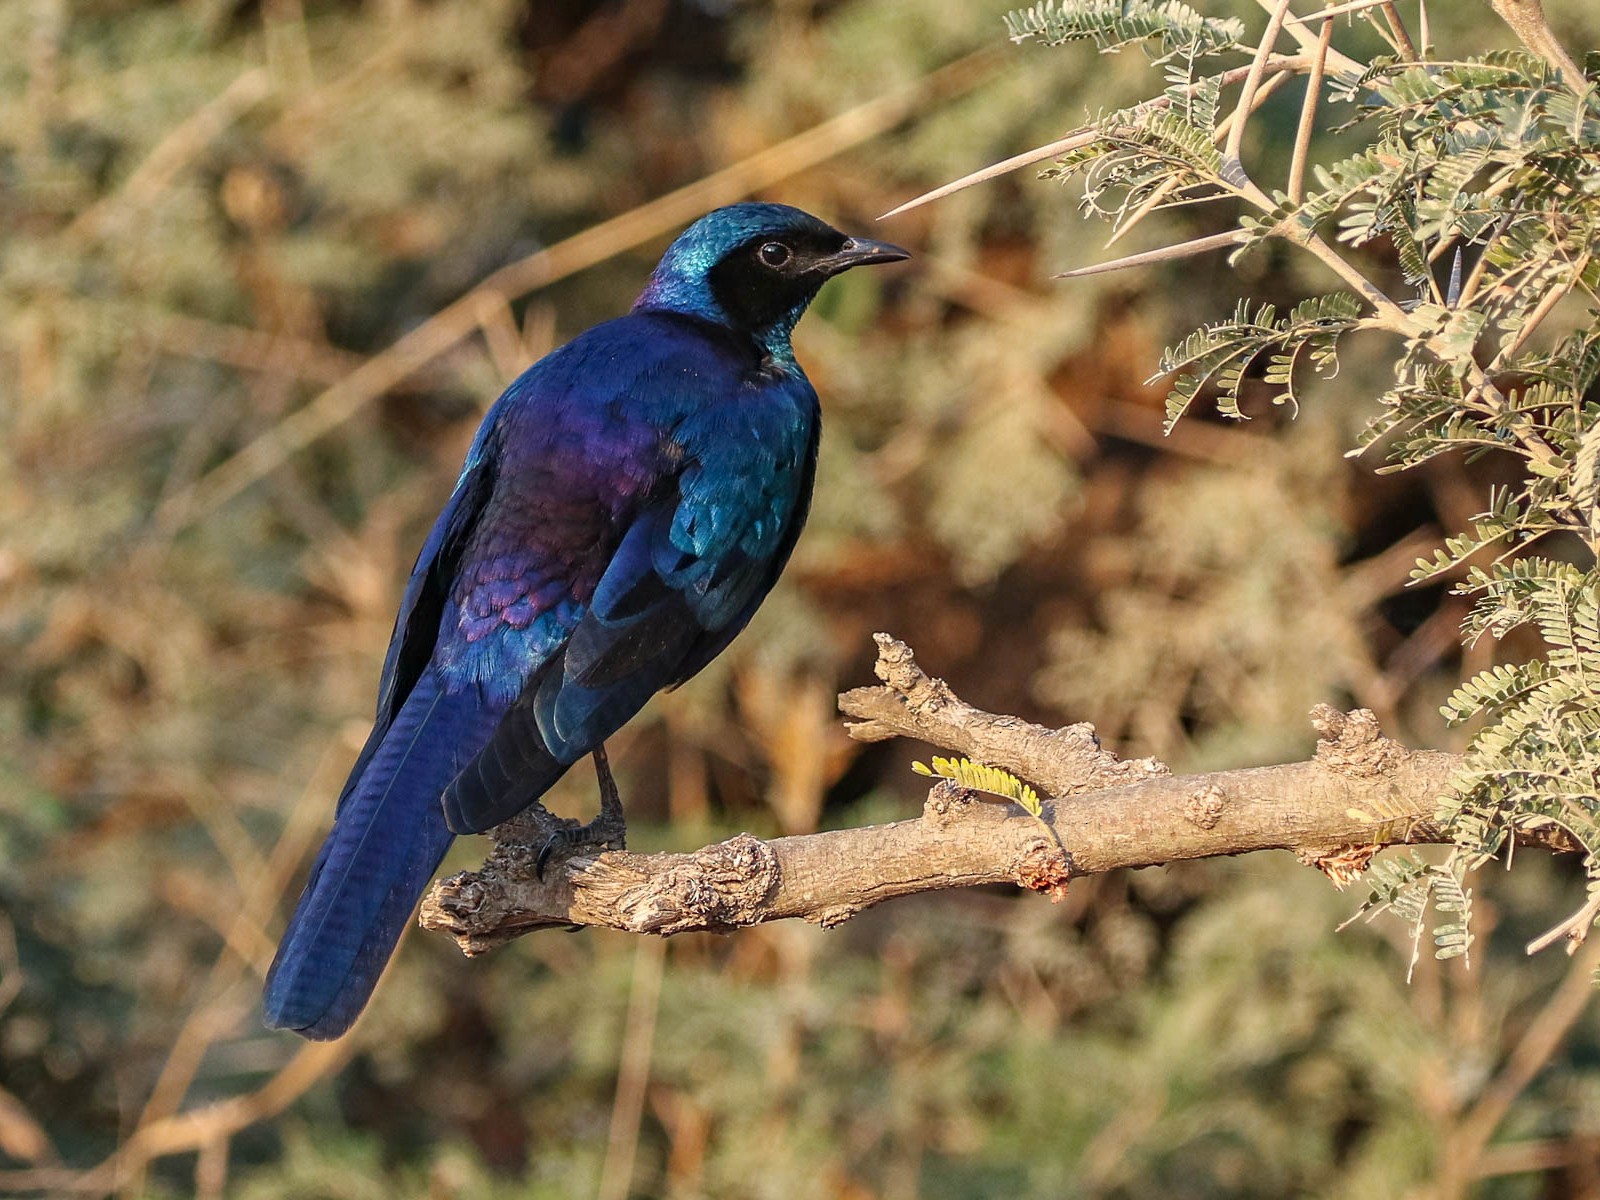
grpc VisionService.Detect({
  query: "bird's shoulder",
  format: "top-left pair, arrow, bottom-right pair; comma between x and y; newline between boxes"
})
474,310 -> 816,490
500,309 -> 808,414
501,311 -> 762,406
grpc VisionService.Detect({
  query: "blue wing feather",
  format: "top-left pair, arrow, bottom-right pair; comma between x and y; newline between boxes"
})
374,430 -> 500,730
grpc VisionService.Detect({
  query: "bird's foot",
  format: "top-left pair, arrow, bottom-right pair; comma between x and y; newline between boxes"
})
535,745 -> 628,881
533,816 -> 627,881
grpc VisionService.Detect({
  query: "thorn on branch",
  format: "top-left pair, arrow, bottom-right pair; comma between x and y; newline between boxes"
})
1280,0 -> 1402,29
877,54 -> 1323,222
1055,231 -> 1246,280
1224,0 -> 1295,169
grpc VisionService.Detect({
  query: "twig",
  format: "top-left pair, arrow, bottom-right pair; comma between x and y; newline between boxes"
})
1139,47 -> 1409,330
67,69 -> 272,240
1526,888 -> 1600,956
128,745 -> 348,1153
0,1085 -> 55,1166
1288,10 -> 1336,205
1224,0 -> 1296,174
1141,9 -> 1534,436
193,1135 -> 228,1200
1488,0 -> 1585,87
1251,0 -> 1365,74
0,915 -> 22,1021
1489,253 -> 1592,371
1281,0 -> 1398,27
1461,359 -> 1561,466
1104,178 -> 1183,248
1106,67 -> 1295,248
0,1040 -> 355,1199
1379,1 -> 1420,61
1428,175 -> 1522,268
1277,209 -> 1412,320
1445,934 -> 1600,1191
1444,207 -> 1515,300
1475,1136 -> 1600,1179
838,635 -> 1165,796
474,289 -> 531,382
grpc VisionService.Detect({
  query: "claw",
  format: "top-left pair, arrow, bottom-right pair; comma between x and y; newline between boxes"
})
533,745 -> 628,882
534,833 -> 562,882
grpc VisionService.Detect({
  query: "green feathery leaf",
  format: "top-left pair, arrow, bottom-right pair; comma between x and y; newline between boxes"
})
912,756 -> 1045,817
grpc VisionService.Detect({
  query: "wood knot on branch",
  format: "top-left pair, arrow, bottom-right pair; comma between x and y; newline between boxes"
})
1015,836 -> 1072,903
572,834 -> 780,936
1310,704 -> 1405,778
421,869 -> 539,957
921,778 -> 971,828
1184,783 -> 1228,830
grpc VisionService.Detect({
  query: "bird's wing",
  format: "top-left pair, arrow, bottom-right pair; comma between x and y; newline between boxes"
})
336,433 -> 498,815
441,404 -> 815,835
265,431 -> 506,1037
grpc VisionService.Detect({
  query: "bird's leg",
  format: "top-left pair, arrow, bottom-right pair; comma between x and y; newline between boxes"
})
589,744 -> 628,846
535,744 -> 630,881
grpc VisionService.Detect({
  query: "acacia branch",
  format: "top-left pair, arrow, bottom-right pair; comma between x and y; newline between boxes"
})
420,636 -> 1574,955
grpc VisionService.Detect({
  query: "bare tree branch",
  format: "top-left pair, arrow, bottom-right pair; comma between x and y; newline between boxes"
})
836,633 -> 1167,795
419,636 -> 1574,957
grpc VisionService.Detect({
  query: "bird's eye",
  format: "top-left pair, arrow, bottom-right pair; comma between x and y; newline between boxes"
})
758,242 -> 792,268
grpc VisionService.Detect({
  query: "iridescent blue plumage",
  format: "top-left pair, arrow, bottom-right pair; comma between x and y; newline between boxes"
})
264,203 -> 907,1038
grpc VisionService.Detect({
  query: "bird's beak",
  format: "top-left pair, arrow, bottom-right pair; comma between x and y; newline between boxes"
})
811,236 -> 911,277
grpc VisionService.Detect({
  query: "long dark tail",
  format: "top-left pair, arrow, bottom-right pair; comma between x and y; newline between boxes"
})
264,673 -> 495,1039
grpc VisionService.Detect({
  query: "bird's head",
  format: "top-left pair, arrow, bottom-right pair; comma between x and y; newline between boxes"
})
634,203 -> 909,353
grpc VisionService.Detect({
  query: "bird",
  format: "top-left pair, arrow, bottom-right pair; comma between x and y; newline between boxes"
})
263,202 -> 909,1039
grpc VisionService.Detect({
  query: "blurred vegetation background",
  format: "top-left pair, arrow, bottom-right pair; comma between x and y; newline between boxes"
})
5,1 -> 1600,1196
